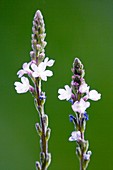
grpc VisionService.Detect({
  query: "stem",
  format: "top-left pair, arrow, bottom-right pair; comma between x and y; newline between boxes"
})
35,78 -> 50,170
80,131 -> 85,170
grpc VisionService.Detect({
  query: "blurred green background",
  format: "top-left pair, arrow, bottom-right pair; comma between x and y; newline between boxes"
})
0,0 -> 113,169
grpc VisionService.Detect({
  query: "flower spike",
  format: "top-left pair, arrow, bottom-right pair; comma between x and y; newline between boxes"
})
14,10 -> 55,170
58,57 -> 101,170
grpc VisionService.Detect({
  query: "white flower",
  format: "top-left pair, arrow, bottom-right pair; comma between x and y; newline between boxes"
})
79,82 -> 89,94
43,57 -> 55,67
69,131 -> 81,141
72,98 -> 90,113
31,62 -> 53,81
83,151 -> 92,160
17,62 -> 32,78
14,77 -> 30,93
87,90 -> 101,101
58,85 -> 72,100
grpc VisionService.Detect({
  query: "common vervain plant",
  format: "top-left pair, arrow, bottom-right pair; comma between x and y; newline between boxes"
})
14,10 -> 55,170
58,58 -> 101,170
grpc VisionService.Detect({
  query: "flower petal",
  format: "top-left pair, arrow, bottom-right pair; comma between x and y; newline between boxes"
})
14,77 -> 30,94
21,77 -> 29,85
44,70 -> 53,77
58,85 -> 71,101
17,70 -> 25,78
31,63 -> 38,71
72,98 -> 90,113
88,90 -> 101,101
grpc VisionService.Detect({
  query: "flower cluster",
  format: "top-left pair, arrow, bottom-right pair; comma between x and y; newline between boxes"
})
58,58 -> 101,169
14,10 -> 55,170
14,57 -> 54,94
14,10 -> 55,94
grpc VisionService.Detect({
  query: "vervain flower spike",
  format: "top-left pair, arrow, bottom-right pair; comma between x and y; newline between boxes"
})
58,58 -> 101,170
14,10 -> 55,170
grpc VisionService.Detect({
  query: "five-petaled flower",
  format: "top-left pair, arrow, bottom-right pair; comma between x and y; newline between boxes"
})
17,62 -> 33,78
69,131 -> 81,142
58,85 -> 72,101
86,90 -> 101,101
72,98 -> 90,113
31,57 -> 55,81
14,77 -> 31,93
79,82 -> 89,94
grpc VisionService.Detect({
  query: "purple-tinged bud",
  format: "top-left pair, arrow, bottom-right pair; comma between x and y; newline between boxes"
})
71,93 -> 75,99
39,52 -> 45,59
42,40 -> 47,48
31,34 -> 35,39
31,10 -> 46,60
35,10 -> 43,20
31,60 -> 36,64
32,27 -> 36,34
72,75 -> 76,79
36,44 -> 41,50
30,51 -> 35,59
29,86 -> 35,93
39,33 -> 46,40
71,81 -> 77,86
32,39 -> 37,44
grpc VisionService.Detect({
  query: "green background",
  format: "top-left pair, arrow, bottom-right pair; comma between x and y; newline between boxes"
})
0,0 -> 113,169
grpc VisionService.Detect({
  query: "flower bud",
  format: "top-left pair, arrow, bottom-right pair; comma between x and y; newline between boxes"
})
36,161 -> 41,170
42,114 -> 48,127
35,123 -> 42,136
46,153 -> 51,168
46,128 -> 51,141
76,147 -> 81,159
40,152 -> 45,164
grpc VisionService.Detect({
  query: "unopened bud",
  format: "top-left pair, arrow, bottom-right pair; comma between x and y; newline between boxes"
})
40,152 -> 45,164
36,161 -> 41,170
35,123 -> 42,136
46,153 -> 51,168
46,128 -> 51,141
42,115 -> 48,127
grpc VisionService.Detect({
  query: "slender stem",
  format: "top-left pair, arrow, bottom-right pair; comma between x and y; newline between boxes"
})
80,131 -> 84,170
35,78 -> 49,170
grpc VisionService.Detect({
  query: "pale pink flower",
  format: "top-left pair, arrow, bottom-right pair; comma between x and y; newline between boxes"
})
69,131 -> 81,141
79,82 -> 89,94
14,77 -> 30,93
58,85 -> 72,100
31,62 -> 53,81
87,90 -> 101,101
72,98 -> 90,113
17,62 -> 32,78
